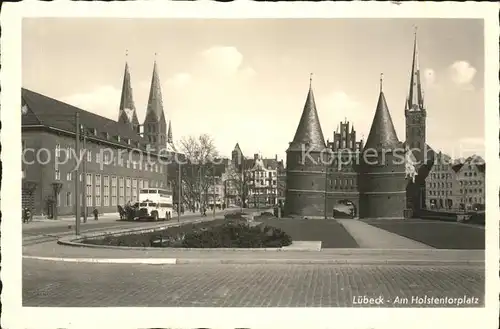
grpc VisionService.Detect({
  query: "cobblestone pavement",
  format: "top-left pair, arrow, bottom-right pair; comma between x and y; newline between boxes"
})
23,260 -> 484,307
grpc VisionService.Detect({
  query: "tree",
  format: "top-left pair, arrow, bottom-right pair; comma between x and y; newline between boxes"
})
170,134 -> 220,211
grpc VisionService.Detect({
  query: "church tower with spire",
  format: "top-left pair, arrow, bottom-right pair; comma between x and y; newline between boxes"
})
358,75 -> 407,219
285,75 -> 329,217
405,28 -> 427,164
404,28 -> 435,214
118,55 -> 140,133
143,59 -> 167,150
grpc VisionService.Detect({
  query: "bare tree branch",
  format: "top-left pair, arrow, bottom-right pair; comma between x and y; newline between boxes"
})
171,134 -> 219,210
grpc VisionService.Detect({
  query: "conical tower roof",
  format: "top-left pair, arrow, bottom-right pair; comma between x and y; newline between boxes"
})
288,78 -> 326,152
145,60 -> 165,122
167,120 -> 173,143
118,61 -> 139,125
364,76 -> 400,150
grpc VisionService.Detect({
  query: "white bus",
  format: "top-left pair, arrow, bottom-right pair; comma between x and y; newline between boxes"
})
135,188 -> 174,221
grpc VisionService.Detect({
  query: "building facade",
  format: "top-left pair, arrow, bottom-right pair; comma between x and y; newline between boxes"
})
22,58 -> 180,218
426,152 -> 455,209
325,121 -> 364,216
452,156 -> 485,210
229,144 -> 284,208
246,154 -> 279,207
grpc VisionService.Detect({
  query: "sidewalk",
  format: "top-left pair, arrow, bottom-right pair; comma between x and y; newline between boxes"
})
335,218 -> 434,249
23,241 -> 484,265
23,207 -> 238,231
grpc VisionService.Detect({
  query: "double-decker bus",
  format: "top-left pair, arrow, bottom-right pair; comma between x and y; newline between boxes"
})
135,188 -> 174,221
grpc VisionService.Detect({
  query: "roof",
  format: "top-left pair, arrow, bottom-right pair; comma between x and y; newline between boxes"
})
451,155 -> 485,173
21,88 -> 153,150
364,91 -> 400,150
249,156 -> 280,171
118,62 -> 139,126
288,85 -> 326,152
406,30 -> 425,111
145,61 -> 165,122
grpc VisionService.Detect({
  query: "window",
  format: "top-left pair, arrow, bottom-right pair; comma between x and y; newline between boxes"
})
66,172 -> 72,181
132,179 -> 138,202
133,161 -> 137,170
119,177 -> 125,205
55,144 -> 61,157
126,160 -> 130,169
103,175 -> 110,206
57,192 -> 61,207
95,174 -> 101,207
67,146 -> 73,159
86,173 -> 93,207
96,153 -> 101,163
87,150 -> 92,162
143,180 -> 149,189
111,176 -> 117,206
126,178 -> 131,202
55,170 -> 60,180
66,192 -> 72,207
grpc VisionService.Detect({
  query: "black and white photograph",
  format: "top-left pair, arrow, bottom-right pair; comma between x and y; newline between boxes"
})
1,2 -> 498,329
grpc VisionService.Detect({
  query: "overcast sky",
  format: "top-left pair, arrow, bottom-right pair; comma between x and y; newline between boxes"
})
22,18 -> 484,160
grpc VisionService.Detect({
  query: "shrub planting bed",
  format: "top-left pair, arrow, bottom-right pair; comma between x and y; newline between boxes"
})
82,212 -> 293,248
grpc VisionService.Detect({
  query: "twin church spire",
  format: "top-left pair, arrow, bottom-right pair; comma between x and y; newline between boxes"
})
118,53 -> 175,149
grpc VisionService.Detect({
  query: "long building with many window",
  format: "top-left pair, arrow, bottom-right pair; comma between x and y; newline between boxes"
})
21,59 -> 180,218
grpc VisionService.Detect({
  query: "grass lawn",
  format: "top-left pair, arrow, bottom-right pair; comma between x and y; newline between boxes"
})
260,218 -> 359,248
363,219 -> 485,250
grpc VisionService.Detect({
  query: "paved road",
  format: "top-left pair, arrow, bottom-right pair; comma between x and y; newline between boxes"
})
23,260 -> 484,307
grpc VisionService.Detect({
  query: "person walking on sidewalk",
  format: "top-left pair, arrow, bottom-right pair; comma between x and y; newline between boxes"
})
93,208 -> 99,221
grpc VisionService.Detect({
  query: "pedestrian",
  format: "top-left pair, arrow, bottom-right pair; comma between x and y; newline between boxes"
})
22,208 -> 29,223
93,208 -> 99,221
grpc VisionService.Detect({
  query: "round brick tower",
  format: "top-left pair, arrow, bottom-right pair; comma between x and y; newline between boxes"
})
285,79 -> 328,218
359,77 -> 407,219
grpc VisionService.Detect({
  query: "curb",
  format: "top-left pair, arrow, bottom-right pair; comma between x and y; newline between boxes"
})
23,255 -> 484,266
57,217 -> 220,249
23,255 -> 177,264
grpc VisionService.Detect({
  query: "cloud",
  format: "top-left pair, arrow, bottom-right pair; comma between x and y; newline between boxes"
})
195,46 -> 247,79
449,61 -> 477,87
61,85 -> 120,121
166,73 -> 192,88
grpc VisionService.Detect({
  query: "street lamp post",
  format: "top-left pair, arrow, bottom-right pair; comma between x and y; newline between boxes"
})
74,112 -> 81,235
212,166 -> 216,218
82,129 -> 87,223
178,160 -> 181,223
